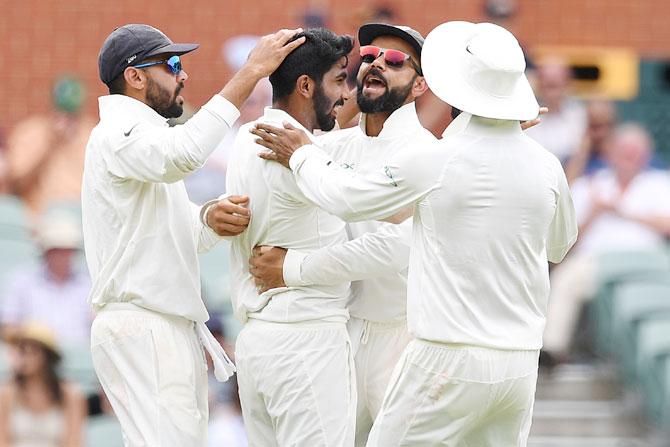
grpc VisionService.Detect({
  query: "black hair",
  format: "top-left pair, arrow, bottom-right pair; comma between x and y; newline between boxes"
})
107,73 -> 126,95
269,28 -> 353,103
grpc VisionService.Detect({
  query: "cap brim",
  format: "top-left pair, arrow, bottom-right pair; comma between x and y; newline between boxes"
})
422,22 -> 539,121
358,23 -> 422,58
145,42 -> 200,58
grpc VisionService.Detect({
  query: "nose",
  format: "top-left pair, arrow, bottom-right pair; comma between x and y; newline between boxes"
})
178,70 -> 188,83
371,52 -> 387,71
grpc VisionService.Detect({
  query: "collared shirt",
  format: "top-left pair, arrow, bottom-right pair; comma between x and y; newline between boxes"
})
226,107 -> 349,324
571,168 -> 670,255
1,266 -> 92,346
282,103 -> 436,323
81,94 -> 240,322
288,113 -> 578,350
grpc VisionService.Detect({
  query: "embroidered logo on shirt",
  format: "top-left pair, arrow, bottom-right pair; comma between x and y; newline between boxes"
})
384,166 -> 398,187
123,123 -> 139,137
340,162 -> 355,170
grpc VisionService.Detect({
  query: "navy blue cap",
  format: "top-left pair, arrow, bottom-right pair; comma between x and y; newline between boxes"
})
98,24 -> 199,85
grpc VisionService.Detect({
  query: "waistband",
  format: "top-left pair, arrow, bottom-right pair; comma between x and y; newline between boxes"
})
245,318 -> 347,331
97,302 -> 236,382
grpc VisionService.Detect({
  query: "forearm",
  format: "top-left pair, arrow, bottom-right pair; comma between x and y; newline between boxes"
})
218,65 -> 264,111
290,146 -> 432,222
285,221 -> 412,286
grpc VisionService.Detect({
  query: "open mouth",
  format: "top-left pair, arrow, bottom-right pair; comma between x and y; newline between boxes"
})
362,73 -> 387,95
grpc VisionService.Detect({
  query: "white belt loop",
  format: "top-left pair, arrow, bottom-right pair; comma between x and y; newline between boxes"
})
195,322 -> 236,382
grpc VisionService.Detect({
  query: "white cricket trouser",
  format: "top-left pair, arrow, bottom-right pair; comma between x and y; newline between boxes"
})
91,305 -> 209,447
348,318 -> 412,447
367,339 -> 539,447
235,319 -> 356,447
543,255 -> 597,355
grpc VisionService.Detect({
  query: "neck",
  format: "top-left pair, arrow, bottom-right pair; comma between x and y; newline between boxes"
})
274,97 -> 314,132
364,112 -> 392,137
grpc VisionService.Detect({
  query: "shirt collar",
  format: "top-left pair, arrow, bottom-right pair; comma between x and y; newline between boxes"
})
98,94 -> 169,127
358,102 -> 422,139
441,111 -> 472,138
462,115 -> 524,137
260,107 -> 317,143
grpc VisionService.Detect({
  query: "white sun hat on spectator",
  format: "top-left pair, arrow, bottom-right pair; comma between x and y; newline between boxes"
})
36,211 -> 82,251
422,21 -> 539,121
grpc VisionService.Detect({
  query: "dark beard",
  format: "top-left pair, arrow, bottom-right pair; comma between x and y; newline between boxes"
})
357,70 -> 415,114
313,83 -> 343,132
146,77 -> 183,119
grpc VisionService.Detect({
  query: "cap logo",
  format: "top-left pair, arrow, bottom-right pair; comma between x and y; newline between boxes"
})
126,54 -> 137,64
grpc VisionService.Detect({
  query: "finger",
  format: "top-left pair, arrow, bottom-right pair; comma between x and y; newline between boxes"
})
258,151 -> 279,161
258,246 -> 273,255
274,28 -> 303,45
218,201 -> 251,216
274,28 -> 302,41
215,213 -> 250,227
252,246 -> 263,257
282,36 -> 306,55
214,223 -> 247,235
227,195 -> 249,205
255,139 -> 281,152
254,123 -> 285,134
282,121 -> 296,130
249,127 -> 280,142
539,106 -> 549,116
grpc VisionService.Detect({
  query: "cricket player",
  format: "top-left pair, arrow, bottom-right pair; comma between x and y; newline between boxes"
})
253,21 -> 578,446
82,24 -> 303,446
224,28 -> 356,446
249,23 -> 434,446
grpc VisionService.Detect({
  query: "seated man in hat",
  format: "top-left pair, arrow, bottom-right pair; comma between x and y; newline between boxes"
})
253,21 -> 577,446
1,211 -> 91,347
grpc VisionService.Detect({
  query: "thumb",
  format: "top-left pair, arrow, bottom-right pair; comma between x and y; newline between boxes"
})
283,121 -> 296,130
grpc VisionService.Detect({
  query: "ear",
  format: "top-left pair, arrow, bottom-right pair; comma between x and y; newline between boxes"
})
295,74 -> 315,99
124,67 -> 146,92
411,76 -> 429,99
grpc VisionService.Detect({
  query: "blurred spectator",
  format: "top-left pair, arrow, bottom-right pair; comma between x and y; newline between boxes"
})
5,76 -> 95,216
205,314 -> 235,411
0,151 -> 9,196
565,100 -> 618,183
543,124 -> 670,362
525,56 -> 587,163
0,211 -> 91,346
0,322 -> 86,446
205,315 -> 246,446
207,376 -> 247,447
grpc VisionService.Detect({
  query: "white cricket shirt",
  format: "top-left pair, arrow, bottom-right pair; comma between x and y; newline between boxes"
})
288,113 -> 578,350
226,107 -> 350,324
82,94 -> 240,322
283,103 -> 436,323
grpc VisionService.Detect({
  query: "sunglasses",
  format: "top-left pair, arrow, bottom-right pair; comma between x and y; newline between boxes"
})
359,45 -> 421,74
133,55 -> 183,75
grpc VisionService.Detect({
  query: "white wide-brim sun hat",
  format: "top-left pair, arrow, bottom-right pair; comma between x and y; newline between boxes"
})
422,21 -> 539,121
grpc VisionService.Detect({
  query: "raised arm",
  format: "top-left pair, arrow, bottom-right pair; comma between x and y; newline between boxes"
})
104,30 -> 306,184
